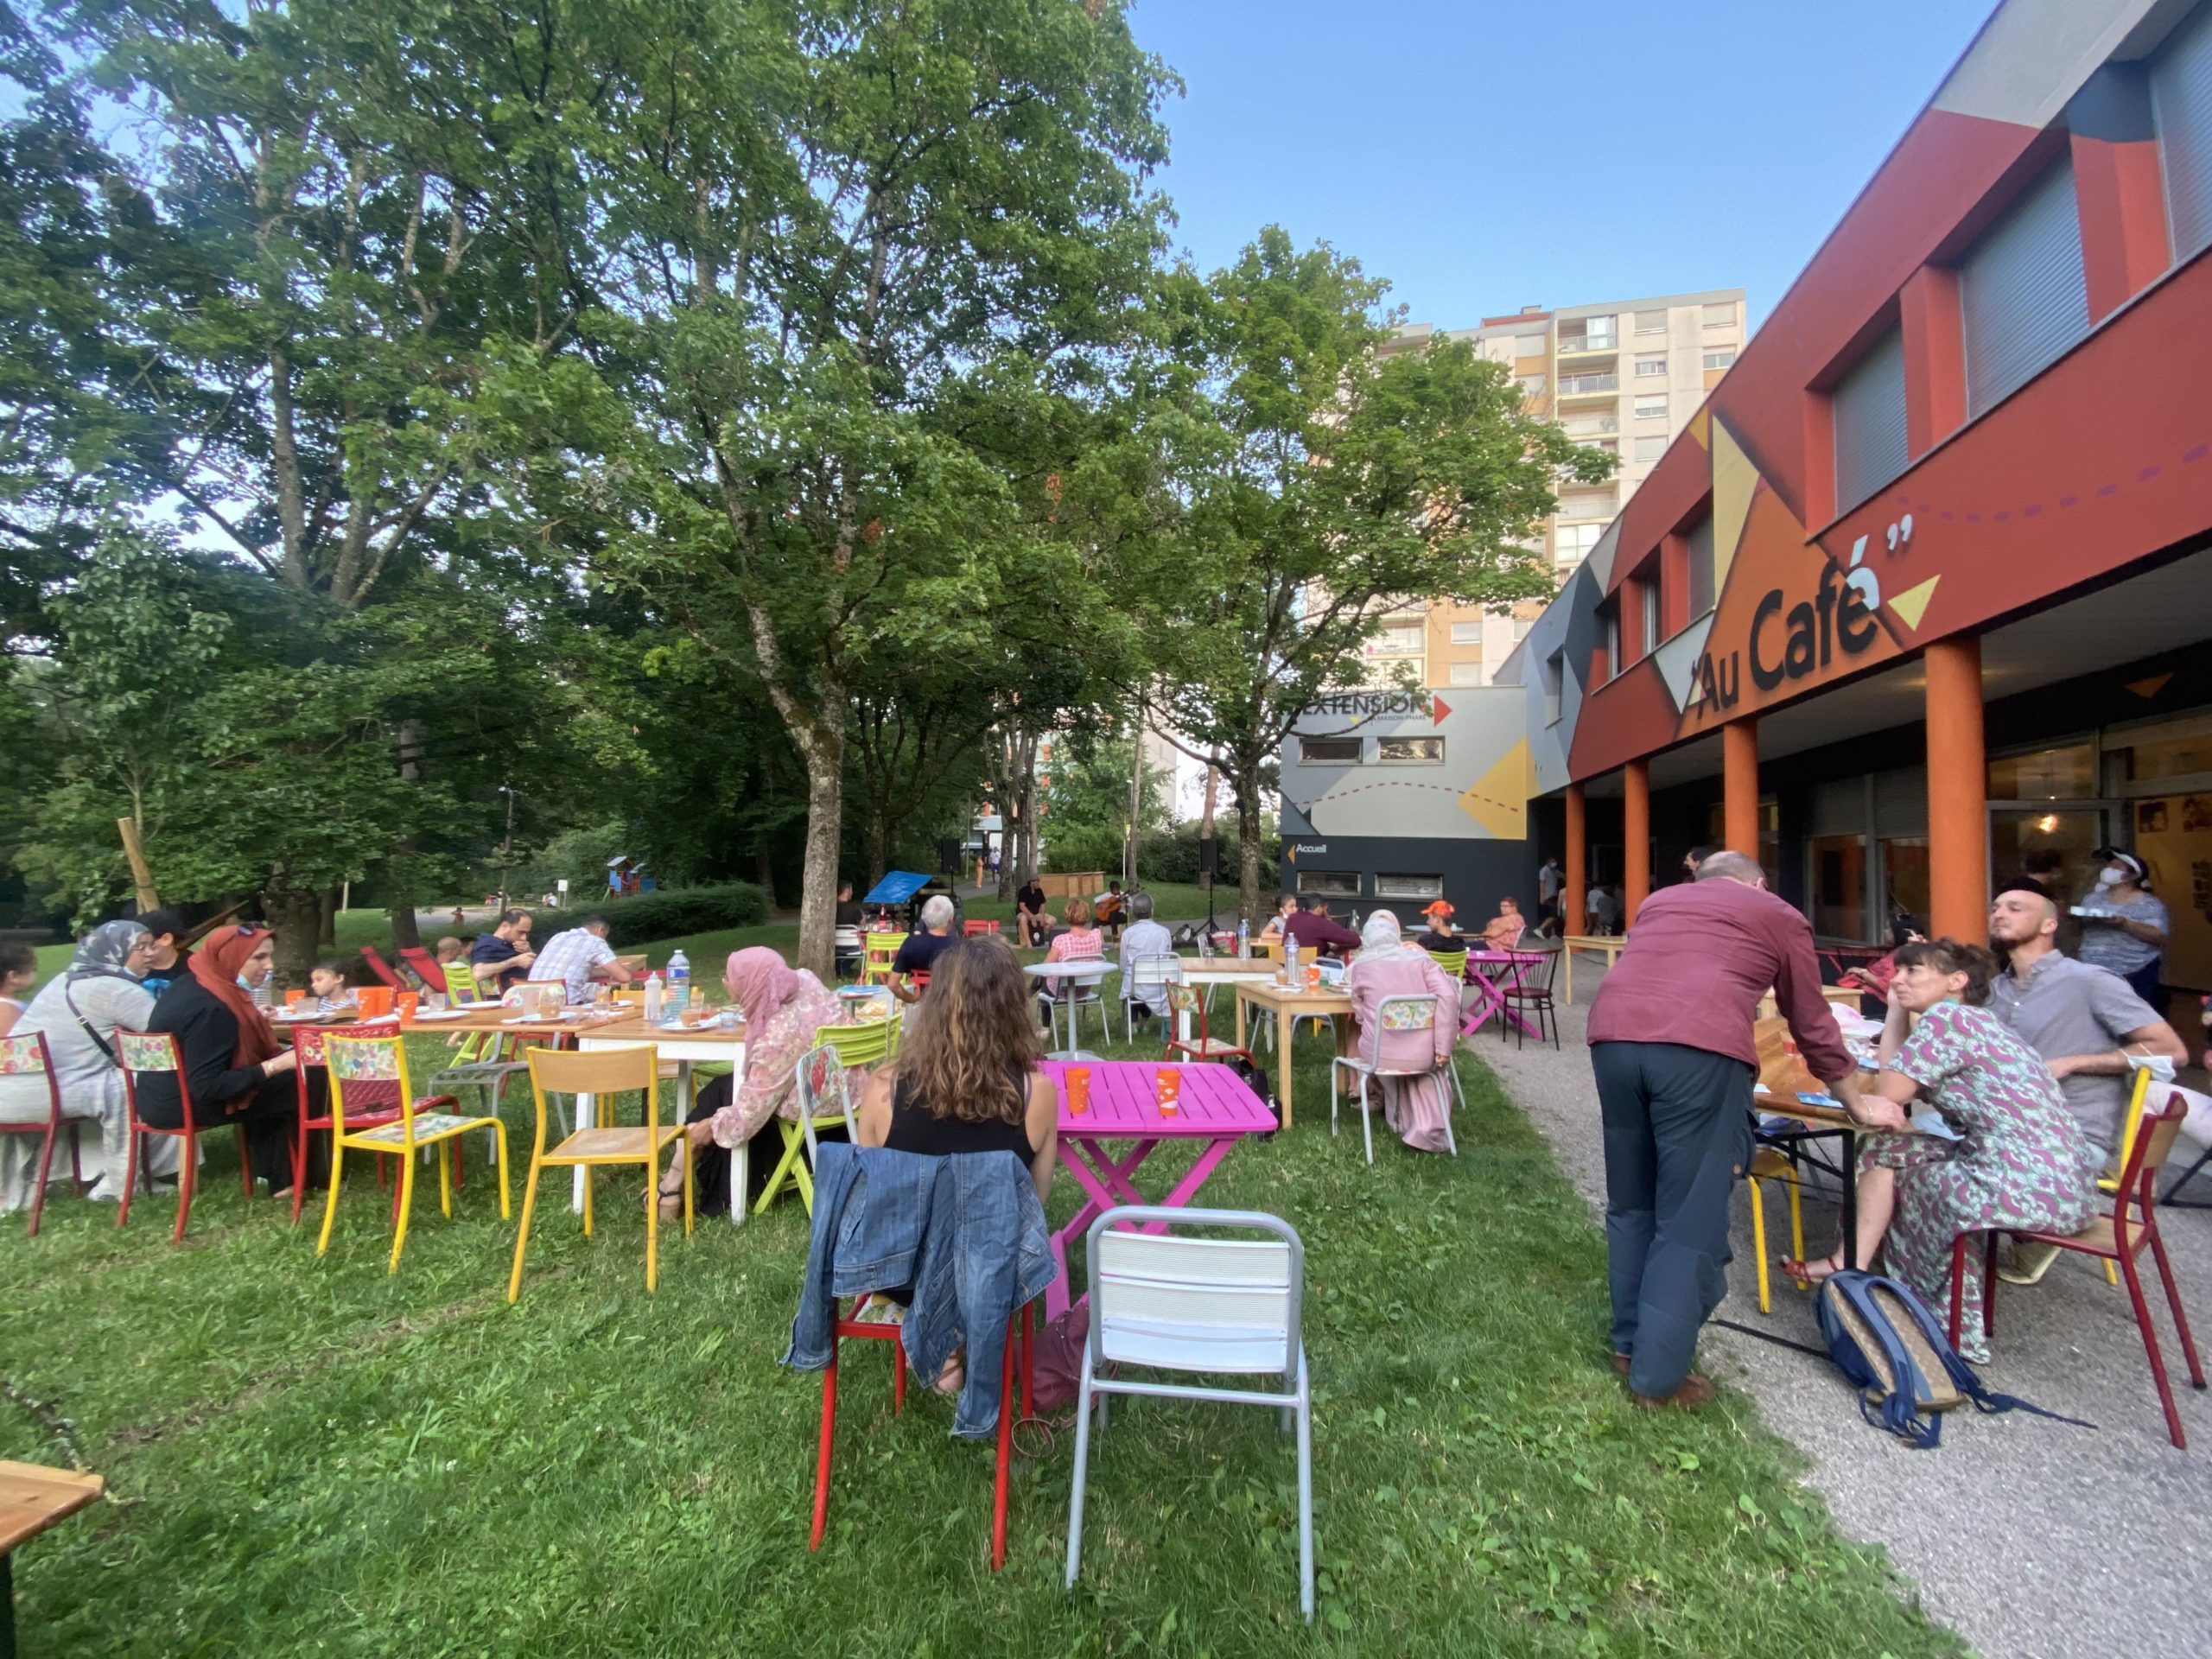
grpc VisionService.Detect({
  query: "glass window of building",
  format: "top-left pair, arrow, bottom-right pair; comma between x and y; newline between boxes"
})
1515,374 -> 1547,396
1832,326 -> 1910,512
1634,435 -> 1667,461
1635,309 -> 1667,334
1703,301 -> 1737,327
1449,620 -> 1483,645
1687,514 -> 1716,617
1987,743 -> 2096,798
1376,736 -> 1444,764
1557,522 -> 1603,560
1295,869 -> 1360,897
1542,650 -> 1565,722
1448,661 -> 1486,686
1809,834 -> 1870,938
1640,575 -> 1660,652
1298,735 -> 1361,764
1515,334 -> 1549,359
1960,161 -> 2090,418
1513,617 -> 1533,641
1634,393 -> 1669,421
1634,354 -> 1668,378
1703,349 -> 1737,370
1374,873 -> 1444,899
2152,0 -> 2212,264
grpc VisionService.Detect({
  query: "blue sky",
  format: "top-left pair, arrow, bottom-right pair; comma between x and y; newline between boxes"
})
1129,0 -> 1999,331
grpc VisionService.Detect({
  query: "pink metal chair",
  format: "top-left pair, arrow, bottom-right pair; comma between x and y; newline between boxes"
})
0,1033 -> 86,1236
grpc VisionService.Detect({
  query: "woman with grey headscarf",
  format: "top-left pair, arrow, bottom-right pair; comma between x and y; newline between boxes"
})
0,920 -> 168,1212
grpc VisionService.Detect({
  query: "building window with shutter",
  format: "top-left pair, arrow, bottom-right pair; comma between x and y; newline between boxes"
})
1448,661 -> 1486,686
1634,354 -> 1668,378
2153,2 -> 2212,264
1960,162 -> 2090,418
1634,394 -> 1669,421
1687,515 -> 1716,620
1634,435 -> 1667,461
1703,301 -> 1737,327
1635,309 -> 1666,335
1832,326 -> 1910,511
1449,620 -> 1483,645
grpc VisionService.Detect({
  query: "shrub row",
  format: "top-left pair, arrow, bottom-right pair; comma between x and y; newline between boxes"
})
551,882 -> 771,948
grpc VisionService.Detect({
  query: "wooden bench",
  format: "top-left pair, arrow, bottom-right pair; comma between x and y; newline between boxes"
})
2,1460 -> 104,1655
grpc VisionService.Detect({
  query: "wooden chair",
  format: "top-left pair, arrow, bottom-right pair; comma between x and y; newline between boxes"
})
1948,1092 -> 2206,1448
318,1033 -> 509,1275
510,1044 -> 688,1300
116,1030 -> 254,1245
0,1033 -> 86,1236
1163,979 -> 1255,1069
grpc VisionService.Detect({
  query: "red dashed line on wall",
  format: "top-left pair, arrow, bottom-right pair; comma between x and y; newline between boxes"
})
1293,779 -> 1515,814
1891,439 -> 2209,524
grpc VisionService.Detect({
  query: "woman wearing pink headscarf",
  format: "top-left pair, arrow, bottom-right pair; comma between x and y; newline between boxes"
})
1344,911 -> 1462,1154
656,947 -> 842,1217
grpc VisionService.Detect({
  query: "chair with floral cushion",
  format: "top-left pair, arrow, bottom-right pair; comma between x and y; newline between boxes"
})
116,1029 -> 254,1245
288,1022 -> 407,1226
1327,995 -> 1464,1166
317,1033 -> 509,1275
0,1033 -> 86,1236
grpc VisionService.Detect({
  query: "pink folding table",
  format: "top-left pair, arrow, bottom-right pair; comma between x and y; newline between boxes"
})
1461,950 -> 1543,1041
1040,1059 -> 1277,1319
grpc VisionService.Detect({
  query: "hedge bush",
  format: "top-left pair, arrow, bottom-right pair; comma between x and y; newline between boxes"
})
560,882 -> 770,948
1135,823 -> 1278,887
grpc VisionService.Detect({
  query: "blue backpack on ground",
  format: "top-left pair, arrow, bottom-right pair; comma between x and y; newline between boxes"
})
1814,1269 -> 2089,1448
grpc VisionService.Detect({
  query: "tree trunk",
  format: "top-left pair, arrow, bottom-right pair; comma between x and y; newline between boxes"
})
318,886 -> 339,947
753,847 -> 778,910
1236,760 -> 1264,927
867,809 -> 891,887
264,886 -> 325,992
791,705 -> 847,981
1198,756 -> 1220,893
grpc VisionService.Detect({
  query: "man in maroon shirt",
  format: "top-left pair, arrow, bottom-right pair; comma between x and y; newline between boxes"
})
1587,850 -> 1863,1409
1282,893 -> 1360,960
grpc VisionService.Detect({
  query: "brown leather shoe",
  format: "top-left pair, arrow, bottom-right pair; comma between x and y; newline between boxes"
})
1634,1373 -> 1717,1411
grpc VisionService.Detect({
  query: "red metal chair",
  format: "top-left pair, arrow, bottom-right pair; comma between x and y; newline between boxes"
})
1163,979 -> 1255,1069
357,945 -> 406,990
1948,1091 -> 2206,1448
962,919 -> 1001,938
811,1300 -> 1033,1569
116,1030 -> 255,1244
0,1033 -> 86,1236
289,1022 -> 416,1225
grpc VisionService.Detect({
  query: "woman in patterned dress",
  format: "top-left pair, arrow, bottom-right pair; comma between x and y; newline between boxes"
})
1344,911 -> 1462,1153
1783,938 -> 2100,1359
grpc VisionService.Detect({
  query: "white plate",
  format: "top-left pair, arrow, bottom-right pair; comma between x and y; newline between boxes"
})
411,1007 -> 470,1021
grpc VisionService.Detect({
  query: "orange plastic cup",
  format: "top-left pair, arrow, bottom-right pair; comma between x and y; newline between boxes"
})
1306,963 -> 1321,992
284,988 -> 308,1008
1066,1066 -> 1092,1115
395,990 -> 419,1027
359,986 -> 393,1018
1154,1067 -> 1182,1116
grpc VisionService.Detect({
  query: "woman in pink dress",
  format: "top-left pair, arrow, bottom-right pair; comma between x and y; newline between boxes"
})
1344,912 -> 1461,1153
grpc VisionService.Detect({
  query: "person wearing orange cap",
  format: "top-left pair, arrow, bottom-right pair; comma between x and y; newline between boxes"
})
1414,899 -> 1461,954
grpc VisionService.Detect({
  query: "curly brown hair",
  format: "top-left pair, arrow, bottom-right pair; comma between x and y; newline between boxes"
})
1891,938 -> 1999,1005
891,936 -> 1039,1124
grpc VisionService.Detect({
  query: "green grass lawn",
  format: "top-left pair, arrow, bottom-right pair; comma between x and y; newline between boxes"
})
0,974 -> 1961,1658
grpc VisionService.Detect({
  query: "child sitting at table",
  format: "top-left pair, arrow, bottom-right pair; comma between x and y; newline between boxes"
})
0,942 -> 36,1036
308,959 -> 359,1015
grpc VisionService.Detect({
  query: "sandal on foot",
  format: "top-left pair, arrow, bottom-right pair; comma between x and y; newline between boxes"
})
1779,1255 -> 1844,1291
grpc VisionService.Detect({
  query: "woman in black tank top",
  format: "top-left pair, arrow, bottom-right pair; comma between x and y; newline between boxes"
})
883,1062 -> 1038,1163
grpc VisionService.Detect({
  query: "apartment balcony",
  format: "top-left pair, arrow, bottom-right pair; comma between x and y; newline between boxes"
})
1555,490 -> 1618,521
1555,336 -> 1618,358
1557,372 -> 1619,397
1560,416 -> 1618,437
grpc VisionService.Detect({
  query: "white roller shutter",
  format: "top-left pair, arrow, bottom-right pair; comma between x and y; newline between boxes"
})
1832,327 -> 1910,510
1961,162 -> 2090,418
2153,1 -> 2212,263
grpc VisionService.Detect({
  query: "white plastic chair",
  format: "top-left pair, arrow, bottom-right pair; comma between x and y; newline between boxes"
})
1121,953 -> 1180,1040
1065,1206 -> 1313,1623
1042,957 -> 1111,1052
1330,993 -> 1465,1165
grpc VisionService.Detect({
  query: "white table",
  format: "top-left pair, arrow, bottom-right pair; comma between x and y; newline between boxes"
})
1024,959 -> 1113,1057
574,1024 -> 747,1219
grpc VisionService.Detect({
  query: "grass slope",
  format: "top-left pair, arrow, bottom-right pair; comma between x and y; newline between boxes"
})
0,988 -> 1961,1656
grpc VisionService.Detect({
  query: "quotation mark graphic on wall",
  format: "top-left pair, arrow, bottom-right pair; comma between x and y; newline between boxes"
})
1847,515 -> 1914,612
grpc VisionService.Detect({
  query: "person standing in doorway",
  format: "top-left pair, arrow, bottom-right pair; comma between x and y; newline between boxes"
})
1536,856 -> 1563,938
2073,849 -> 2168,1011
1681,846 -> 1710,884
1587,851 -> 1864,1409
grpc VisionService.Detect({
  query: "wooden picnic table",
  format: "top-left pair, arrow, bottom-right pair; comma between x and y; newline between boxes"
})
1,1460 -> 103,1658
1039,1059 -> 1276,1319
1231,979 -> 1354,1131
569,1015 -> 750,1217
1557,935 -> 1624,1004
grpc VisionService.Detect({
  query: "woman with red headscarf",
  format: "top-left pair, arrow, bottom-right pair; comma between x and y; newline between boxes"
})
656,946 -> 842,1217
136,924 -> 309,1194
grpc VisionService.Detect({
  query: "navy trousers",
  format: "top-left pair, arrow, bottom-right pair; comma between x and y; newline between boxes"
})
1592,1041 -> 1755,1399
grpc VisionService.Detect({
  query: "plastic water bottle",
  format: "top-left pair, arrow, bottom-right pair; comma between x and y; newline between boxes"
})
666,950 -> 690,1013
643,971 -> 664,1024
1237,918 -> 1250,960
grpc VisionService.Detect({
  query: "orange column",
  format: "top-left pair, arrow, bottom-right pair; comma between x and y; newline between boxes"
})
1565,783 -> 1586,939
1723,718 -> 1759,861
1623,760 -> 1650,929
1925,637 -> 1987,941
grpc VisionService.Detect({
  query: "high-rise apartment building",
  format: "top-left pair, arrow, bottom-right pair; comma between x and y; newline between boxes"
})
1356,288 -> 1745,693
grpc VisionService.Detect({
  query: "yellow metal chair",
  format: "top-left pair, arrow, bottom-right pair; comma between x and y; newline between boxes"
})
318,1033 -> 510,1275
2088,1063 -> 2159,1287
861,934 -> 907,987
1745,1148 -> 1806,1315
509,1044 -> 690,1300
1424,948 -> 1468,982
753,1041 -> 860,1216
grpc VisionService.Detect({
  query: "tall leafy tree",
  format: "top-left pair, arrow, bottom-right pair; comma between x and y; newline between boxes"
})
1139,229 -> 1611,923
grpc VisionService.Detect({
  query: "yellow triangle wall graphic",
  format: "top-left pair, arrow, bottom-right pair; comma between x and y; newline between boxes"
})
1459,740 -> 1530,840
1710,416 -> 1758,588
2126,672 -> 2174,700
1888,575 -> 1941,632
1687,406 -> 1711,450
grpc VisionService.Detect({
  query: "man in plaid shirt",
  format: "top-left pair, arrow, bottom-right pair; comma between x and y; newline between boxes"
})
532,915 -> 633,1003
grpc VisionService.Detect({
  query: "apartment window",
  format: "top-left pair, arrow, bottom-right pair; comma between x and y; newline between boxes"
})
1832,326 -> 1909,511
1298,735 -> 1361,765
1961,161 -> 2090,419
1513,617 -> 1533,641
1515,334 -> 1548,359
1687,514 -> 1716,619
1542,649 -> 1565,722
1449,620 -> 1484,645
2152,1 -> 2212,263
1567,315 -> 1616,348
1295,869 -> 1360,898
1580,436 -> 1618,454
1702,349 -> 1737,370
1376,736 -> 1444,764
1634,435 -> 1667,461
1634,393 -> 1669,421
1634,354 -> 1668,378
1635,309 -> 1667,335
1448,661 -> 1486,687
1703,301 -> 1738,327
1374,873 -> 1445,900
1515,374 -> 1548,396
1557,487 -> 1616,520
1602,604 -> 1621,680
1557,522 -> 1603,560
1368,619 -> 1423,655
1640,575 -> 1660,653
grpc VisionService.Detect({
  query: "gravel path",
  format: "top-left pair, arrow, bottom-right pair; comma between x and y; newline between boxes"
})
1479,955 -> 2212,1659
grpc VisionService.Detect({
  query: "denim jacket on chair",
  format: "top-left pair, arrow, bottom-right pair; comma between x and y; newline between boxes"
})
784,1142 -> 1056,1439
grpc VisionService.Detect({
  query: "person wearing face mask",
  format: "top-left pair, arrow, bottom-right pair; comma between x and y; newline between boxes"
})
2073,849 -> 2169,1010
